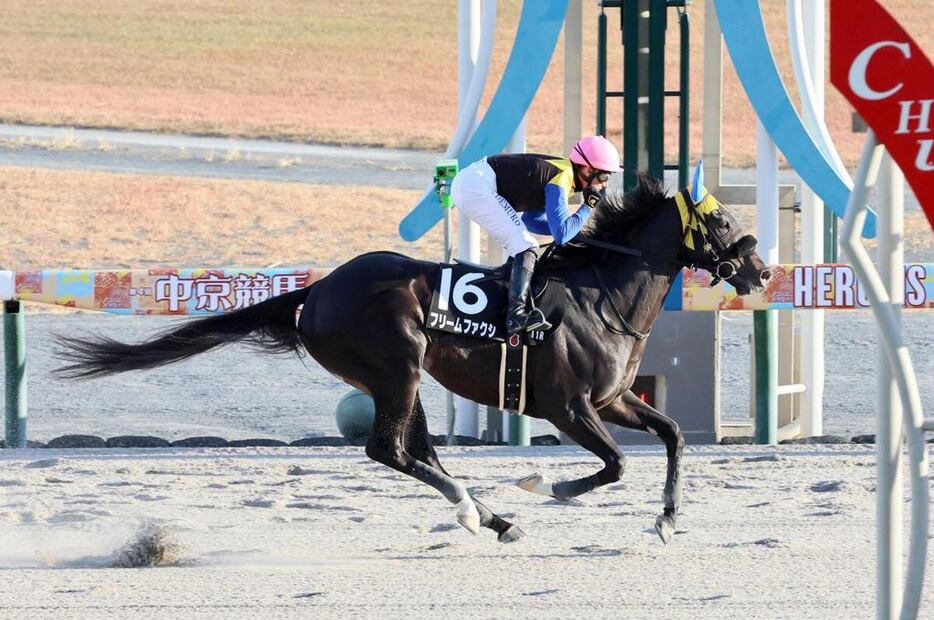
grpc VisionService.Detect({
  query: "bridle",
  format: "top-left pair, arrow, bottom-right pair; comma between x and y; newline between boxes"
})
672,189 -> 759,288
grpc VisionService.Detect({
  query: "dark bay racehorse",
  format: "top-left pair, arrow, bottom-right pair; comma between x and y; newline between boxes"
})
57,173 -> 769,544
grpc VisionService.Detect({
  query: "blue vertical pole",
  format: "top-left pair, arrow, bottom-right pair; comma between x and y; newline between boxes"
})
4,301 -> 26,449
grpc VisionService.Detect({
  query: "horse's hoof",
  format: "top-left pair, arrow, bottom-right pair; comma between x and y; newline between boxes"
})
516,473 -> 542,492
497,525 -> 526,543
516,473 -> 554,498
456,498 -> 481,535
654,514 -> 676,544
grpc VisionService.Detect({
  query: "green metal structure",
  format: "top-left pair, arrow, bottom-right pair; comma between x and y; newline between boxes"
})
596,0 -> 690,189
753,310 -> 778,444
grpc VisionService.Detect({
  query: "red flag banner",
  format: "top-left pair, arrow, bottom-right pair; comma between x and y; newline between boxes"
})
830,0 -> 934,232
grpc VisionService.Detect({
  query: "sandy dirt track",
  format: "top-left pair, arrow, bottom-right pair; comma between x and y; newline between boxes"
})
1,444 -> 928,619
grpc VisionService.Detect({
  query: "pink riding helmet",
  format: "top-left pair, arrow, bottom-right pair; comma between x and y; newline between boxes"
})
569,135 -> 622,172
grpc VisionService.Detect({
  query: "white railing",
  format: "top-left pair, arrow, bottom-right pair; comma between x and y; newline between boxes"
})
841,130 -> 930,620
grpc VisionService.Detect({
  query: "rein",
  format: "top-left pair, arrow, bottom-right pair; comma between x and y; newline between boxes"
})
538,240 -> 651,341
569,235 -> 685,268
591,264 -> 650,341
574,236 -> 642,257
539,233 -> 676,342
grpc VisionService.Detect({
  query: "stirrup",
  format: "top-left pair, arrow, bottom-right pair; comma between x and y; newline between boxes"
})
506,313 -> 528,335
523,308 -> 551,332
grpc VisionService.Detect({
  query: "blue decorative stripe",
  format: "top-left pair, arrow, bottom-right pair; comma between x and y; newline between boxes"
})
714,0 -> 876,238
399,1 -> 569,241
663,271 -> 684,311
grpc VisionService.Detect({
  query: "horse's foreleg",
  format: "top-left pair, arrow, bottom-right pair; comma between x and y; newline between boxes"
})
364,371 -> 481,535
598,391 -> 684,544
518,395 -> 625,501
404,393 -> 524,543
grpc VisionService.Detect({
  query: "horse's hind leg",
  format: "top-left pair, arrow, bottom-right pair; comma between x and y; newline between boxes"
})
597,390 -> 684,544
364,371 -> 482,535
302,284 -> 481,535
517,395 -> 626,501
405,393 -> 525,543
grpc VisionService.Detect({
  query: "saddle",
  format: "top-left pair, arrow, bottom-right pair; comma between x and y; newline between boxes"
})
427,259 -> 566,345
428,259 -> 566,412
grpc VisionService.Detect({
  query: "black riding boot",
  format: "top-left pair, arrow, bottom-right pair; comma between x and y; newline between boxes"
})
506,249 -> 549,334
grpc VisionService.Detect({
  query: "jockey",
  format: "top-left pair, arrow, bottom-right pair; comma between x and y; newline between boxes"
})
450,135 -> 622,334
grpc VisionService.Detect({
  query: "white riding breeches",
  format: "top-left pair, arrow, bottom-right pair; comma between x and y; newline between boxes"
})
450,158 -> 538,258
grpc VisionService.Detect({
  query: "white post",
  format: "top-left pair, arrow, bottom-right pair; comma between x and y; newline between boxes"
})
483,234 -> 505,441
451,0 -> 482,439
756,122 -> 780,444
842,133 -> 927,620
756,122 -> 780,266
876,151 -> 904,620
506,117 -> 526,156
701,0 -> 724,190
457,0 -> 482,267
481,117 -> 523,442
458,0 -> 480,107
798,0 -> 825,438
456,0 -> 482,268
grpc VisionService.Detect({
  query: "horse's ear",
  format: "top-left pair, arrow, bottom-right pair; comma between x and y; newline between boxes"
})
690,160 -> 704,203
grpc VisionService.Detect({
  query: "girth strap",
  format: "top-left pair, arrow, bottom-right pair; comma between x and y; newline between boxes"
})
499,336 -> 528,413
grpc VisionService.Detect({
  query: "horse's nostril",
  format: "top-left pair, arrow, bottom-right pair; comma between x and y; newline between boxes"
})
760,269 -> 772,282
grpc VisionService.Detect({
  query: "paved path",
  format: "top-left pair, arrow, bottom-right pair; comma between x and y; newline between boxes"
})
0,123 -> 921,212
0,123 -> 438,189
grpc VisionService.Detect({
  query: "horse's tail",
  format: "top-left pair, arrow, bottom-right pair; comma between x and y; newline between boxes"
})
55,285 -> 312,379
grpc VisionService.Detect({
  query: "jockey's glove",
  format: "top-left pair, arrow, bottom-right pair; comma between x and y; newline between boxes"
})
583,187 -> 606,209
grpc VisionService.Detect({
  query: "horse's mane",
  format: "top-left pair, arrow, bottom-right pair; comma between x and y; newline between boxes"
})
587,172 -> 668,239
544,172 -> 669,271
